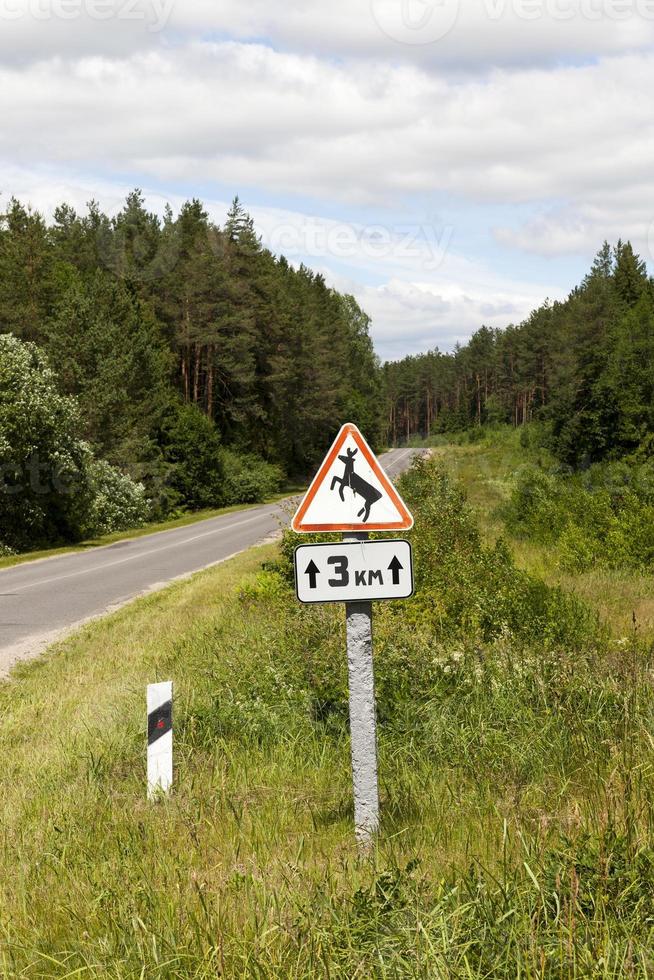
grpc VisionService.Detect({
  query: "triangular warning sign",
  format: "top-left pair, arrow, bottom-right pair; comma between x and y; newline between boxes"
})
292,423 -> 414,533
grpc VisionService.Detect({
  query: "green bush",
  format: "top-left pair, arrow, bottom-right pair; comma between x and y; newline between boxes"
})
158,404 -> 284,510
398,456 -> 598,648
220,448 -> 284,504
502,466 -> 570,544
503,459 -> 654,571
84,459 -> 150,536
159,402 -> 225,510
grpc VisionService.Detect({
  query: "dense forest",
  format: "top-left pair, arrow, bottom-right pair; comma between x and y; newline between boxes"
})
0,192 -> 382,549
385,241 -> 654,467
4,195 -> 653,556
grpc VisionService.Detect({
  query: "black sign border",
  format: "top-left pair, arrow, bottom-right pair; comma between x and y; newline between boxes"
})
293,538 -> 414,605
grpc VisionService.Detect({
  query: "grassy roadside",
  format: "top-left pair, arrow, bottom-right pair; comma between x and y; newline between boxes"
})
2,453 -> 654,975
0,487 -> 302,571
430,432 -> 654,639
0,542 -> 384,976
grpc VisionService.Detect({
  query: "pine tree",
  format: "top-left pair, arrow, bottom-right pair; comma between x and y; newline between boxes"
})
613,240 -> 648,306
0,199 -> 54,341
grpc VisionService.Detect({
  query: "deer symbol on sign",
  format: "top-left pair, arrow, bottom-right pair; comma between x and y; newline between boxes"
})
329,447 -> 382,523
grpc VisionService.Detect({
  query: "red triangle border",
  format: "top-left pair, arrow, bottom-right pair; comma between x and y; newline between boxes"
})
292,423 -> 414,533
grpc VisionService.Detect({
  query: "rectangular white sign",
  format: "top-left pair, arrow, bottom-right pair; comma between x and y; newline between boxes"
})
294,539 -> 413,604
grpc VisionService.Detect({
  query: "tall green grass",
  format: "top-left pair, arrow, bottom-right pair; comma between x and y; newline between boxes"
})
503,459 -> 654,572
1,457 -> 653,976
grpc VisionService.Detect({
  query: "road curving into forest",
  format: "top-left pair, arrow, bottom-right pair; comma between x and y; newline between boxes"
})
0,447 -> 423,676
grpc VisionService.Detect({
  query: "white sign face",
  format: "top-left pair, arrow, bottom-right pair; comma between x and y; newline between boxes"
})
294,539 -> 414,604
292,423 -> 414,533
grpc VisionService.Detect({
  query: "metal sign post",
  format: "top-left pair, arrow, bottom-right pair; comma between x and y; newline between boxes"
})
344,531 -> 379,848
292,424 -> 414,850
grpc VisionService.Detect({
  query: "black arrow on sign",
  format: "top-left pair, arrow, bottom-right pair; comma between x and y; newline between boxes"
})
305,560 -> 320,589
388,555 -> 403,585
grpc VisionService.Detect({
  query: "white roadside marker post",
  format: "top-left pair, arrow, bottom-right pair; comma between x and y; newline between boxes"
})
344,531 -> 380,849
147,681 -> 173,798
291,425 -> 415,851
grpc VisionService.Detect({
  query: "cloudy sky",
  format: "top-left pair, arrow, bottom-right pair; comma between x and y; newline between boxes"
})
2,0 -> 653,359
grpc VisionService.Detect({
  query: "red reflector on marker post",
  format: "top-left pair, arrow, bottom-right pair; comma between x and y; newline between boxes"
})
147,681 -> 173,798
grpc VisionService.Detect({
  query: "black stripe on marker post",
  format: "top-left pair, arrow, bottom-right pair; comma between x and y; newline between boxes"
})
148,699 -> 172,745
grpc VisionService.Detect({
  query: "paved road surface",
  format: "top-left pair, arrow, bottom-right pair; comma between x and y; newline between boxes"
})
0,448 -> 422,674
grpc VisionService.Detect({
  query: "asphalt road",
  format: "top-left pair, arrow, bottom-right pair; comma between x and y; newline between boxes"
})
0,447 -> 422,675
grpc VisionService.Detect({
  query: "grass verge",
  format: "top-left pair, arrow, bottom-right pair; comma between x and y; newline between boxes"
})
1,455 -> 654,975
430,431 -> 654,639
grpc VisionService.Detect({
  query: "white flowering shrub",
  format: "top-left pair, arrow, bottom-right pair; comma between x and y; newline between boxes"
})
0,335 -> 151,549
85,460 -> 150,536
0,334 -> 93,549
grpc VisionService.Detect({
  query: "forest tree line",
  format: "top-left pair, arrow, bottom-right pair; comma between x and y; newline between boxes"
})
384,241 -> 654,467
0,192 -> 383,547
4,185 -> 651,554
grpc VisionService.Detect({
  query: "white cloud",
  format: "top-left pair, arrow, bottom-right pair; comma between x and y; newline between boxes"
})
168,0 -> 654,70
495,182 -> 654,262
2,42 -> 654,216
2,3 -> 654,359
3,0 -> 654,69
350,276 -> 561,360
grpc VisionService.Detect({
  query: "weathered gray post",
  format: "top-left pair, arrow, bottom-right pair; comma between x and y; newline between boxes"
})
344,531 -> 380,849
292,425 -> 414,849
